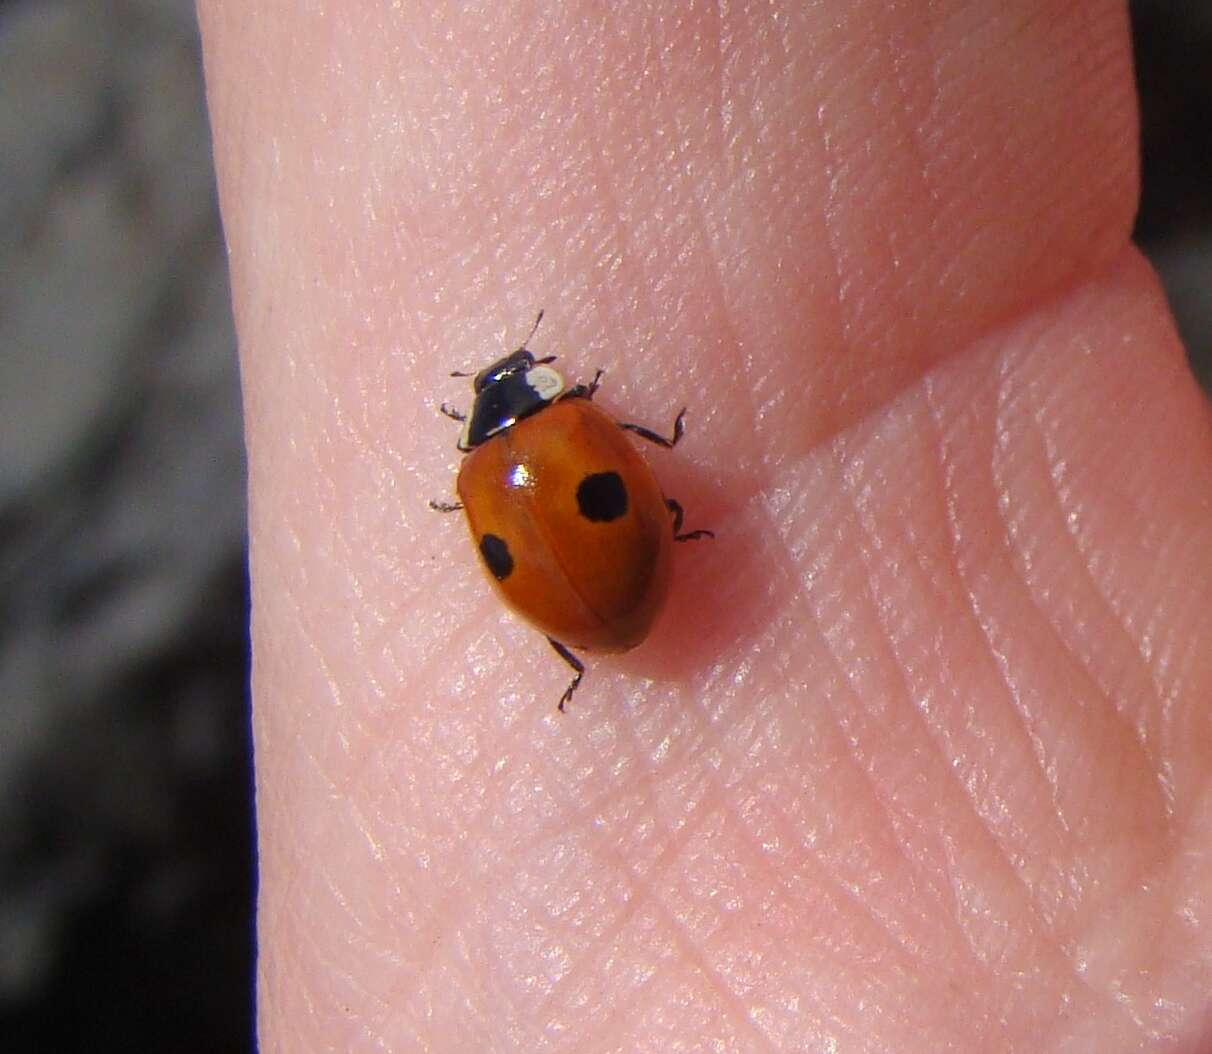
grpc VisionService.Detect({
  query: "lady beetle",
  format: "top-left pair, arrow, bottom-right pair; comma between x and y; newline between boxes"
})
432,313 -> 712,710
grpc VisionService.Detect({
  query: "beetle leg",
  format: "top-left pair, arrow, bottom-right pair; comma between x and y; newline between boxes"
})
439,403 -> 466,422
429,499 -> 464,512
665,497 -> 714,542
547,637 -> 585,712
620,407 -> 686,449
564,368 -> 605,402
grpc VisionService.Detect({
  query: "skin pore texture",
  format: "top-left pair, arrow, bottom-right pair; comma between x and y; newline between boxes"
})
198,2 -> 1212,1051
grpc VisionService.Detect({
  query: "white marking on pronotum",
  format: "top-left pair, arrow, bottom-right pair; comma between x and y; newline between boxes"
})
525,365 -> 565,401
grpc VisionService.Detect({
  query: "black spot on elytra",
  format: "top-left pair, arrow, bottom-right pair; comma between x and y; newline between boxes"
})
576,471 -> 628,522
479,533 -> 514,580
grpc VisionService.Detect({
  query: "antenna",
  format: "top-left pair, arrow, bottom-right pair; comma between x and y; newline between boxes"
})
520,309 -> 545,350
450,310 -> 547,377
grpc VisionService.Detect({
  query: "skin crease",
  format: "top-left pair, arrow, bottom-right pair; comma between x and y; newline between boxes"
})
198,1 -> 1212,1051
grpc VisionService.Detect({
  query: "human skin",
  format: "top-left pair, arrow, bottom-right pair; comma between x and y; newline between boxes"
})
198,1 -> 1212,1050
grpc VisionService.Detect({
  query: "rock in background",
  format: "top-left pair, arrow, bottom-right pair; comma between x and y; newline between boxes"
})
0,1 -> 1206,1052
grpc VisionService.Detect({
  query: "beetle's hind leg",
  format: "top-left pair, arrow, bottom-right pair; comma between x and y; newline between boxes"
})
429,499 -> 463,512
666,497 -> 713,542
547,637 -> 585,712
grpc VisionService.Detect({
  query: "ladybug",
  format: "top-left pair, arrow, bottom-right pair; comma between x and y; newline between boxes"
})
431,312 -> 712,710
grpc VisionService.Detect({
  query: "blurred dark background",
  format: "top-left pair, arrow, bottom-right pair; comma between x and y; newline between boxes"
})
1,2 -> 249,1051
0,1 -> 1207,1051
1134,1 -> 1212,391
